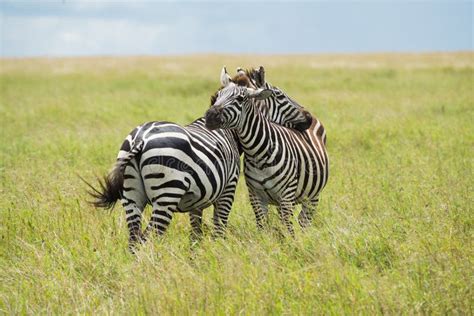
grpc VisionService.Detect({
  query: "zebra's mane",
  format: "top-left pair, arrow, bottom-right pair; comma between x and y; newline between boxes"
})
241,68 -> 260,89
210,74 -> 251,106
245,68 -> 271,89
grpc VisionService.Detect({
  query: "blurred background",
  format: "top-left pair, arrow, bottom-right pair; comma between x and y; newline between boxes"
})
1,0 -> 472,57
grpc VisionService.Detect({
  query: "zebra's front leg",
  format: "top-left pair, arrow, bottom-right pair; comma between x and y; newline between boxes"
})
298,197 -> 320,229
189,209 -> 203,244
277,199 -> 295,236
249,190 -> 269,229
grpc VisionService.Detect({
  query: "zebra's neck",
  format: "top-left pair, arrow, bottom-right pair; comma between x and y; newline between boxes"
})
237,100 -> 273,157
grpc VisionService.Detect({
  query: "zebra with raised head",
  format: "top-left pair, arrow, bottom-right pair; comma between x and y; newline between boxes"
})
205,67 -> 329,235
87,67 -> 312,251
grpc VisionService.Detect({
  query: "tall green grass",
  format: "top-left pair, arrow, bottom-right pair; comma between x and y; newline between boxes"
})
1,53 -> 472,314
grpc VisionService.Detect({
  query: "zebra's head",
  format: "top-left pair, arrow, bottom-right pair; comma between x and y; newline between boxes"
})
205,67 -> 271,130
205,66 -> 312,131
239,66 -> 313,132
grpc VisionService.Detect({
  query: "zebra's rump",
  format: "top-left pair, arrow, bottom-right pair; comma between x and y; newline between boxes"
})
120,119 -> 240,212
293,119 -> 328,201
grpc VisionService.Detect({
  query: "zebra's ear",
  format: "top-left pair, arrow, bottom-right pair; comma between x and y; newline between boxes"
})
236,67 -> 246,76
220,66 -> 232,86
255,66 -> 266,87
247,88 -> 272,100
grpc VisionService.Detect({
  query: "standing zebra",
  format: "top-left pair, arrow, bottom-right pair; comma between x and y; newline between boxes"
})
88,67 -> 312,251
205,67 -> 329,235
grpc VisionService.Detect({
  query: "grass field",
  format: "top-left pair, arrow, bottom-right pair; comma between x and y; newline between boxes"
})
1,53 -> 473,314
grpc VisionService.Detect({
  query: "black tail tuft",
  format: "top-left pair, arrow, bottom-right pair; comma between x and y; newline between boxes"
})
81,139 -> 143,210
79,166 -> 123,210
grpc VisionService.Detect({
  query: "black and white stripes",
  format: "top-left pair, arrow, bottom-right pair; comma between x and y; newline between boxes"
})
89,67 -> 314,251
205,67 -> 328,235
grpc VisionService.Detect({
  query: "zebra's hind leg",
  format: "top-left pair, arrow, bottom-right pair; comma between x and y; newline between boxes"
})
144,198 -> 180,239
189,209 -> 203,245
122,163 -> 147,253
142,172 -> 188,241
298,197 -> 320,229
249,190 -> 269,230
123,198 -> 146,253
277,199 -> 295,237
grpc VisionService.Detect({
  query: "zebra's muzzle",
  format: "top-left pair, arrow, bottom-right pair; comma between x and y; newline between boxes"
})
205,107 -> 223,130
294,110 -> 313,132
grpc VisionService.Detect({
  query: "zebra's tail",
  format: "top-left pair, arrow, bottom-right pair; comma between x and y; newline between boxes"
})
83,140 -> 144,210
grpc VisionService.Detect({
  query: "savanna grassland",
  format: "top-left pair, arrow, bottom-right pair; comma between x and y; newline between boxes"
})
0,53 -> 473,314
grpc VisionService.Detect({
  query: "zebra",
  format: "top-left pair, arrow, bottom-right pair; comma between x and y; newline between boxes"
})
205,66 -> 329,235
87,67 -> 312,251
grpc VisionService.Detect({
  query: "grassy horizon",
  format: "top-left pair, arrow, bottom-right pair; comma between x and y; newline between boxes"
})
1,53 -> 472,314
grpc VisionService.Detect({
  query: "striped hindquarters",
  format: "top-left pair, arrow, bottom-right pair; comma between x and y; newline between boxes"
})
132,119 -> 240,212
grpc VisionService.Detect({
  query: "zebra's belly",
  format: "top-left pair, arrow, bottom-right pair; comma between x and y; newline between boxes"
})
245,161 -> 327,205
249,184 -> 320,206
245,165 -> 279,189
245,166 -> 295,204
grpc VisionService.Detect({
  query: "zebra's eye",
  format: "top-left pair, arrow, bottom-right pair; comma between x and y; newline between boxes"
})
236,95 -> 244,102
